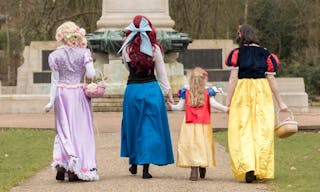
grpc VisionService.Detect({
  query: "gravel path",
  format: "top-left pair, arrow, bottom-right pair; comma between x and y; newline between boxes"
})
5,108 -> 320,192
10,132 -> 271,192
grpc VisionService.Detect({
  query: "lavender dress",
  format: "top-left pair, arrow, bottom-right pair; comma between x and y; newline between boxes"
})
49,46 -> 99,181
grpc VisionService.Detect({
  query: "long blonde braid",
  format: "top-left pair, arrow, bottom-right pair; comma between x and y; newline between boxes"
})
188,67 -> 208,107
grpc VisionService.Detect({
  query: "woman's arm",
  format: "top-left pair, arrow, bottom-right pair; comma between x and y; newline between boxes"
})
266,75 -> 288,111
44,71 -> 59,112
166,89 -> 175,104
154,46 -> 172,99
226,69 -> 238,107
168,99 -> 185,111
85,62 -> 96,78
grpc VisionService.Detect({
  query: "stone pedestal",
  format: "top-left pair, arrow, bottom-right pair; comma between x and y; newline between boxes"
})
0,95 -> 49,113
186,39 -> 238,70
275,78 -> 309,112
93,52 -> 187,95
97,0 -> 174,31
17,41 -> 61,94
103,54 -> 128,95
165,52 -> 187,93
210,77 -> 309,112
92,0 -> 189,96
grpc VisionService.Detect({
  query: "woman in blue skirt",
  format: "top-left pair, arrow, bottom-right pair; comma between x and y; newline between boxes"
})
118,15 -> 175,179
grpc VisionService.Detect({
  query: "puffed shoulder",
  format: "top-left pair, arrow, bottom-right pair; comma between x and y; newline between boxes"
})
83,48 -> 93,65
266,53 -> 280,73
48,53 -> 58,71
177,87 -> 187,99
225,48 -> 239,68
207,87 -> 216,97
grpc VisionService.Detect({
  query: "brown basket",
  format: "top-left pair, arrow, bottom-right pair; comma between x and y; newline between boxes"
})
275,110 -> 298,138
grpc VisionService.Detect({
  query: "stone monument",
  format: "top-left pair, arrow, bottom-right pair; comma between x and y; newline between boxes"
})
97,0 -> 174,31
0,0 -> 309,113
87,0 -> 192,97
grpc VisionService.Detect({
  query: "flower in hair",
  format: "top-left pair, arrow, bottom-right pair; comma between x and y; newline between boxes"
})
55,27 -> 87,48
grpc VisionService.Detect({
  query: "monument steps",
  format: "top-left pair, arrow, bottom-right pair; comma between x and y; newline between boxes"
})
92,95 -> 123,112
91,95 -> 181,112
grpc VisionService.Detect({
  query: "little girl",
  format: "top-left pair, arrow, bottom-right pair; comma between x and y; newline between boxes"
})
168,67 -> 228,181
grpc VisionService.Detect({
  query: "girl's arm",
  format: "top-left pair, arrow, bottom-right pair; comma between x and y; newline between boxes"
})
226,69 -> 238,107
266,75 -> 288,111
210,97 -> 228,112
168,99 -> 185,111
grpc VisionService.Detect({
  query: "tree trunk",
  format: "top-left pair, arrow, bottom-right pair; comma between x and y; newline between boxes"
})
244,0 -> 249,24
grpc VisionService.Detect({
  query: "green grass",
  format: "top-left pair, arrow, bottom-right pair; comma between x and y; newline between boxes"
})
215,131 -> 320,192
310,101 -> 320,106
0,129 -> 55,192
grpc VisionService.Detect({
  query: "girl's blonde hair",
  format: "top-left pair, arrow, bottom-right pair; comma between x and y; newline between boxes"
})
55,21 -> 87,48
188,67 -> 208,107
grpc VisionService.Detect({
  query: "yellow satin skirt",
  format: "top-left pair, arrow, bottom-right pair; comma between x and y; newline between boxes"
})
228,79 -> 275,180
176,117 -> 215,168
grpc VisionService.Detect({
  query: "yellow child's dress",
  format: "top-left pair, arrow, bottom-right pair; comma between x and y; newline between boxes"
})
177,118 -> 216,168
225,46 -> 280,180
173,88 -> 227,168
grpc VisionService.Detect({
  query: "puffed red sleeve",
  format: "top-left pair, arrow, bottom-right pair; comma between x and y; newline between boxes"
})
266,53 -> 280,75
225,48 -> 239,69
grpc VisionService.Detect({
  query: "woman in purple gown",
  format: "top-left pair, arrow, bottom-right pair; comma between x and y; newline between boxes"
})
44,21 -> 99,181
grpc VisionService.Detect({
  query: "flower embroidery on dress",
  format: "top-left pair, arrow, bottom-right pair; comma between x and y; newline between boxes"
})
81,168 -> 88,173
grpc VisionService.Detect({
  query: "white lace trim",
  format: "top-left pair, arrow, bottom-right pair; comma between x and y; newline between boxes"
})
51,156 -> 99,181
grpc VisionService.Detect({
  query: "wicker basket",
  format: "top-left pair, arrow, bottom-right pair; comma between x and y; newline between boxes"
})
275,110 -> 298,138
83,71 -> 107,98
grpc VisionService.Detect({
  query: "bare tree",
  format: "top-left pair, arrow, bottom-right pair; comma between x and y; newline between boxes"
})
0,0 -> 102,85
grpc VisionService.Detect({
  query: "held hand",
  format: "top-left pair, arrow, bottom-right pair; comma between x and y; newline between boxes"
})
168,96 -> 175,105
279,102 -> 288,112
226,97 -> 231,108
44,103 -> 53,112
166,102 -> 172,110
167,91 -> 175,105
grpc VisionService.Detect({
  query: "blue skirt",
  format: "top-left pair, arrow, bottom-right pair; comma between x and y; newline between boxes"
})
121,81 -> 174,165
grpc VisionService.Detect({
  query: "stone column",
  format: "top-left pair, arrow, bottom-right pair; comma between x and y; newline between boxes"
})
97,0 -> 174,31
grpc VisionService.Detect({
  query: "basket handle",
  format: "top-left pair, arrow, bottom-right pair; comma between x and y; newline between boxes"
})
83,70 -> 107,84
277,109 -> 294,124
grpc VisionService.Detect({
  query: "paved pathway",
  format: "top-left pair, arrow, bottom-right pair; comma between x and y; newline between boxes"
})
2,107 -> 320,131
10,132 -> 270,192
3,108 -> 320,192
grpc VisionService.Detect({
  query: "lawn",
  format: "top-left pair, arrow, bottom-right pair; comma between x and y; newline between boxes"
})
0,129 -> 55,192
214,131 -> 320,192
